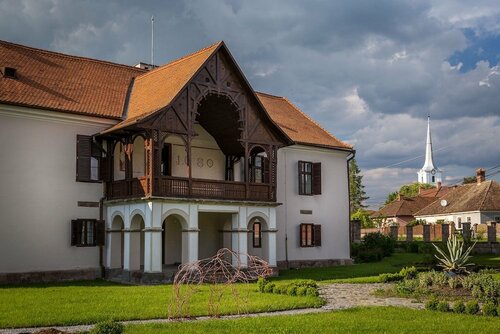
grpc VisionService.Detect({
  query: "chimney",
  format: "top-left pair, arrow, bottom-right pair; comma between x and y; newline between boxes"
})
436,182 -> 442,189
476,168 -> 486,185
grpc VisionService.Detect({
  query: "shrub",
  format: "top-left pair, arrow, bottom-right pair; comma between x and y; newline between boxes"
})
286,285 -> 297,296
497,304 -> 500,318
379,266 -> 418,283
257,277 -> 268,292
482,302 -> 497,317
352,232 -> 395,263
263,283 -> 275,293
306,287 -> 319,297
417,271 -> 448,288
465,300 -> 480,315
452,300 -> 465,314
406,241 -> 420,253
461,273 -> 500,302
425,296 -> 438,311
436,300 -> 450,312
91,320 -> 124,334
296,286 -> 307,296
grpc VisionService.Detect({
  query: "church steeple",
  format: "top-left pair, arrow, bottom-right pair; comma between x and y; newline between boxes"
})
422,115 -> 435,170
417,115 -> 442,185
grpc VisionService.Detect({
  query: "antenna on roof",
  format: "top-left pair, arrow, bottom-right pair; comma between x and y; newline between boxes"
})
151,15 -> 154,66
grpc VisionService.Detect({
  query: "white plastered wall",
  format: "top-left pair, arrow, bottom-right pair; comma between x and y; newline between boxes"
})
0,104 -> 116,273
276,145 -> 351,262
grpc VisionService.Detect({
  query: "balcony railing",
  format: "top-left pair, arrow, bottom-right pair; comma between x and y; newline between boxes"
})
106,176 -> 274,202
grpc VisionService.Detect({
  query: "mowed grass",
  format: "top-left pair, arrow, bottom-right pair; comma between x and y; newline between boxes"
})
276,252 -> 427,283
0,280 -> 322,328
125,307 -> 500,334
472,254 -> 500,267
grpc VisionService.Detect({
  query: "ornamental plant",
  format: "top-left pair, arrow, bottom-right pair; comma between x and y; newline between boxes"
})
432,234 -> 476,274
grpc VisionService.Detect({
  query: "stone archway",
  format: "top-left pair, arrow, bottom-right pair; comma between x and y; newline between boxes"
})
162,214 -> 187,267
129,214 -> 145,271
109,215 -> 124,269
247,217 -> 269,262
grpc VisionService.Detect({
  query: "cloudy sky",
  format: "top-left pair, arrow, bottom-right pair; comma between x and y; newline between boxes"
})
1,0 -> 499,208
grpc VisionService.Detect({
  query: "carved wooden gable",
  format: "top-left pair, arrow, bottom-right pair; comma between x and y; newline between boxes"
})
142,45 -> 287,147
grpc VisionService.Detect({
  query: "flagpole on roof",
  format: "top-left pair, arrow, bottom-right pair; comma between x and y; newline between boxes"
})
151,15 -> 154,66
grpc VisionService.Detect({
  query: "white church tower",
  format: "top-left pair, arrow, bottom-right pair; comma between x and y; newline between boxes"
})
417,116 -> 442,185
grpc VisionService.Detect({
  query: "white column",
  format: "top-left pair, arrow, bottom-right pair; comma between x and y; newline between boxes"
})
122,206 -> 132,271
143,202 -> 163,273
184,204 -> 199,263
230,207 -> 248,267
268,208 -> 277,267
105,209 -> 113,268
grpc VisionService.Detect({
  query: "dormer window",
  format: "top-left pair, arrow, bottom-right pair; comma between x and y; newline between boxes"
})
2,67 -> 17,79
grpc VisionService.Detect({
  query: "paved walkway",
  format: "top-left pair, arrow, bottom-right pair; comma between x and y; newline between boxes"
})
0,283 -> 423,334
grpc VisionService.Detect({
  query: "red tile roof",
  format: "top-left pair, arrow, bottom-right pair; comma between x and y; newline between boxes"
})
373,196 -> 437,218
0,39 -> 144,119
415,180 -> 500,216
256,92 -> 352,150
0,39 -> 352,150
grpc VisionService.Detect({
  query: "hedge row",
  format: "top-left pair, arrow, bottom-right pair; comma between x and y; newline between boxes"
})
257,278 -> 319,297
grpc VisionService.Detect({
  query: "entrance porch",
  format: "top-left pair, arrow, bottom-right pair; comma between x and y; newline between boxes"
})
104,200 -> 277,283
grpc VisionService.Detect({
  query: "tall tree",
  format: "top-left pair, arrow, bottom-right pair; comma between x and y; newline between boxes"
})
463,176 -> 476,184
349,158 -> 368,215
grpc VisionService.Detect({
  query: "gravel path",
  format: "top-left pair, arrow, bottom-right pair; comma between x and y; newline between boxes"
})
0,283 -> 423,334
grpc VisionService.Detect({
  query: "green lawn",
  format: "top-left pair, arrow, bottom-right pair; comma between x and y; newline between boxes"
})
276,252 -> 428,283
125,307 -> 500,334
0,280 -> 322,328
472,254 -> 500,267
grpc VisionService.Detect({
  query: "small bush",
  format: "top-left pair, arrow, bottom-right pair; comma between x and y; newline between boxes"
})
263,283 -> 275,293
461,273 -> 500,302
482,302 -> 497,317
436,300 -> 450,312
91,320 -> 124,334
286,285 -> 298,296
452,301 -> 465,314
296,286 -> 307,296
352,232 -> 395,263
400,266 -> 418,280
306,287 -> 319,297
497,304 -> 500,318
425,297 -> 438,311
257,277 -> 267,292
379,266 -> 418,283
465,300 -> 480,315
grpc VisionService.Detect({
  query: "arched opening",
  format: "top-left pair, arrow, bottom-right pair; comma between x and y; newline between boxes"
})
129,214 -> 145,271
247,217 -> 269,262
132,136 -> 145,178
113,141 -> 125,181
249,146 -> 269,184
196,94 -> 243,156
162,214 -> 186,267
110,215 -> 124,269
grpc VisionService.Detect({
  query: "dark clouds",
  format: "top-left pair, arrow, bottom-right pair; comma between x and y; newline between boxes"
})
1,0 -> 499,208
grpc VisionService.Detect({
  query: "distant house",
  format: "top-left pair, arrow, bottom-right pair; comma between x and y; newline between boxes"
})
372,184 -> 451,226
414,169 -> 500,228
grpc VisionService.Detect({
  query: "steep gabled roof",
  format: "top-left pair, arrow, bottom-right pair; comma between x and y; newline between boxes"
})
415,180 -> 500,216
0,39 -> 144,119
256,92 -> 352,150
419,186 -> 452,198
373,196 -> 437,218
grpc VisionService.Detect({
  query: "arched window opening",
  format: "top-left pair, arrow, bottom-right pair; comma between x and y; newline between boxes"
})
253,220 -> 262,248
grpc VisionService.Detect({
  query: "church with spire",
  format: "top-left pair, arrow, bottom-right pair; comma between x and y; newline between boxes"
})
417,116 -> 442,186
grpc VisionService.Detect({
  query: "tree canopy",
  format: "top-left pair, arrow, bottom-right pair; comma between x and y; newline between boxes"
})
384,182 -> 434,205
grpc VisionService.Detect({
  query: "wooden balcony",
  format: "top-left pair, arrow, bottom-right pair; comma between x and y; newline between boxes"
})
106,176 -> 274,202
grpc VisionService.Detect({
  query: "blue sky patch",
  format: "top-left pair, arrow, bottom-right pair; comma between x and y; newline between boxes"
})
448,28 -> 500,72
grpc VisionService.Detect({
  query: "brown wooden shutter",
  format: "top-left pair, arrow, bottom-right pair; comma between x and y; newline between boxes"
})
313,224 -> 322,246
95,220 -> 105,246
312,162 -> 322,195
71,219 -> 81,246
262,157 -> 270,183
299,223 -> 305,247
76,135 -> 92,181
100,156 -> 110,182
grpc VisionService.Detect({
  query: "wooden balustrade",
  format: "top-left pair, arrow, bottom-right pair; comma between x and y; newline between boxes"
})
107,176 -> 274,202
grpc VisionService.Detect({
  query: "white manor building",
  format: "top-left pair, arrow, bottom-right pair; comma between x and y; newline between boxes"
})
417,116 -> 442,186
0,40 -> 353,283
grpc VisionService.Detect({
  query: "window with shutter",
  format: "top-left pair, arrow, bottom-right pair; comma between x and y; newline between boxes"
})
298,161 -> 313,195
312,163 -> 322,195
71,219 -> 102,247
76,135 -> 102,182
300,223 -> 321,247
